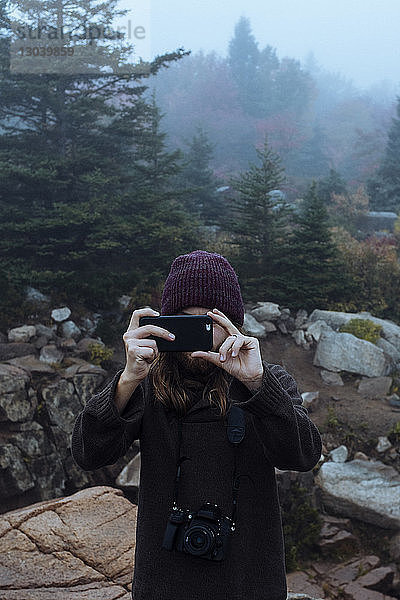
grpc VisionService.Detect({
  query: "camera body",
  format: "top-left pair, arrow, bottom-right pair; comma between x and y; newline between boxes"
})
162,502 -> 233,561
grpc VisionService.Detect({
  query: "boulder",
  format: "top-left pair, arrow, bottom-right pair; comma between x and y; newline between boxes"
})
60,320 -> 81,340
329,445 -> 348,463
0,364 -> 34,423
357,376 -> 393,399
7,325 -> 36,343
51,307 -> 71,323
250,301 -> 281,322
320,369 -> 344,385
243,313 -> 267,337
315,459 -> 400,529
25,286 -> 50,305
313,330 -> 389,377
308,309 -> 400,353
39,345 -> 64,365
0,486 -> 136,599
0,342 -> 37,361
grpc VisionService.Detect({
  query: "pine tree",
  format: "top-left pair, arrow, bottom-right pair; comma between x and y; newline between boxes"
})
226,136 -> 293,301
317,168 -> 348,204
0,0 -> 192,310
227,16 -> 260,117
282,181 -> 354,312
174,126 -> 228,226
367,95 -> 400,213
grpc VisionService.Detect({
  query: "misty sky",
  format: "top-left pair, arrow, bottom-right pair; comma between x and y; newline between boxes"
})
117,0 -> 400,90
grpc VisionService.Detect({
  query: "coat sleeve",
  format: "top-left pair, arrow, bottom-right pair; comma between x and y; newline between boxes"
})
233,361 -> 322,472
70,368 -> 146,471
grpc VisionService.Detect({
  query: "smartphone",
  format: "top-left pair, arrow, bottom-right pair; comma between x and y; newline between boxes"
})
138,315 -> 213,352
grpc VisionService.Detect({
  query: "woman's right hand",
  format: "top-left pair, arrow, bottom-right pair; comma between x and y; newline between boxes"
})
121,307 -> 175,383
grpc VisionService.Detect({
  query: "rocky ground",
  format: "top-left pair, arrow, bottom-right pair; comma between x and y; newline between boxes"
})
1,297 -> 400,599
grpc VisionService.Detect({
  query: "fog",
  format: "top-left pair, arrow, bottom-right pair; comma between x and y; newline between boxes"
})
119,0 -> 400,91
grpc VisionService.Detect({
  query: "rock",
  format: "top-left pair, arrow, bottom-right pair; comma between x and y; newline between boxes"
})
250,301 -> 281,322
292,329 -> 311,349
317,514 -> 358,558
328,555 -> 381,587
0,342 -> 37,361
295,309 -> 308,329
357,566 -> 396,593
389,532 -> 400,561
243,313 -> 267,338
81,317 -> 97,335
39,345 -> 64,365
376,436 -> 392,453
306,319 -> 333,343
387,394 -> 400,408
354,452 -> 369,461
0,486 -> 136,599
5,354 -> 56,374
376,337 -> 400,366
115,450 -> 141,494
0,364 -> 33,423
286,571 -> 326,599
25,286 -> 50,304
7,325 -> 36,343
315,459 -> 400,529
287,595 -> 324,600
51,307 -> 71,323
59,338 -> 77,349
308,309 -> 400,353
277,321 -> 288,334
0,443 -> 36,496
75,337 -> 105,355
60,320 -> 81,340
280,308 -> 291,320
342,580 -> 395,599
330,445 -> 348,463
35,323 -> 57,339
320,369 -> 344,385
313,329 -> 389,377
357,376 -> 393,399
60,359 -> 107,379
301,391 -> 319,411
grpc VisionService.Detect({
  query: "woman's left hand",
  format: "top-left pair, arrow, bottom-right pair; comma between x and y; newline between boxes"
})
190,308 -> 264,389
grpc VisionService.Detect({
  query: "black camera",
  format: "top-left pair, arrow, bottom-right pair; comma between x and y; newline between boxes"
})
162,502 -> 233,561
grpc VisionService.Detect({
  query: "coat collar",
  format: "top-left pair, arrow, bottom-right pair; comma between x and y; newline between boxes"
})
182,372 -> 254,418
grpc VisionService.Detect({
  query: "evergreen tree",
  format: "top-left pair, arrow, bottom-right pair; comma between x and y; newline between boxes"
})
288,124 -> 330,178
317,168 -> 348,204
257,44 -> 279,117
226,136 -> 294,301
282,181 -> 354,312
367,95 -> 400,213
227,16 -> 260,117
0,0 -> 193,311
174,126 -> 228,226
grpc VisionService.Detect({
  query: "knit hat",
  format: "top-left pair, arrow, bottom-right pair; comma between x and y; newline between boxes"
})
160,250 -> 245,326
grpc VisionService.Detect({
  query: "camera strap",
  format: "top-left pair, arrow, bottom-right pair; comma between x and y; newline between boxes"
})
172,403 -> 246,532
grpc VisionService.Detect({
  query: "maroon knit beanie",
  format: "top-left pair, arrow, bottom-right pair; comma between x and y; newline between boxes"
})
160,250 -> 245,326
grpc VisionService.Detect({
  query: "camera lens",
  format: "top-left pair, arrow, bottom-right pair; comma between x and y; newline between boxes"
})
184,525 -> 214,556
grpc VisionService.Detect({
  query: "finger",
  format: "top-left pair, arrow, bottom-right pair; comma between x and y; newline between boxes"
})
127,307 -> 160,331
190,350 -> 221,366
219,336 -> 244,361
125,337 -> 158,350
206,309 -> 239,335
126,324 -> 175,341
128,346 -> 156,363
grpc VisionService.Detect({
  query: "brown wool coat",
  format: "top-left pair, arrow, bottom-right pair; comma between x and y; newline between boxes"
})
71,360 -> 322,600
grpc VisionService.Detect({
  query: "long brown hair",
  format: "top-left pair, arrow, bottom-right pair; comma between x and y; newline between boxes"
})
148,323 -> 245,418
